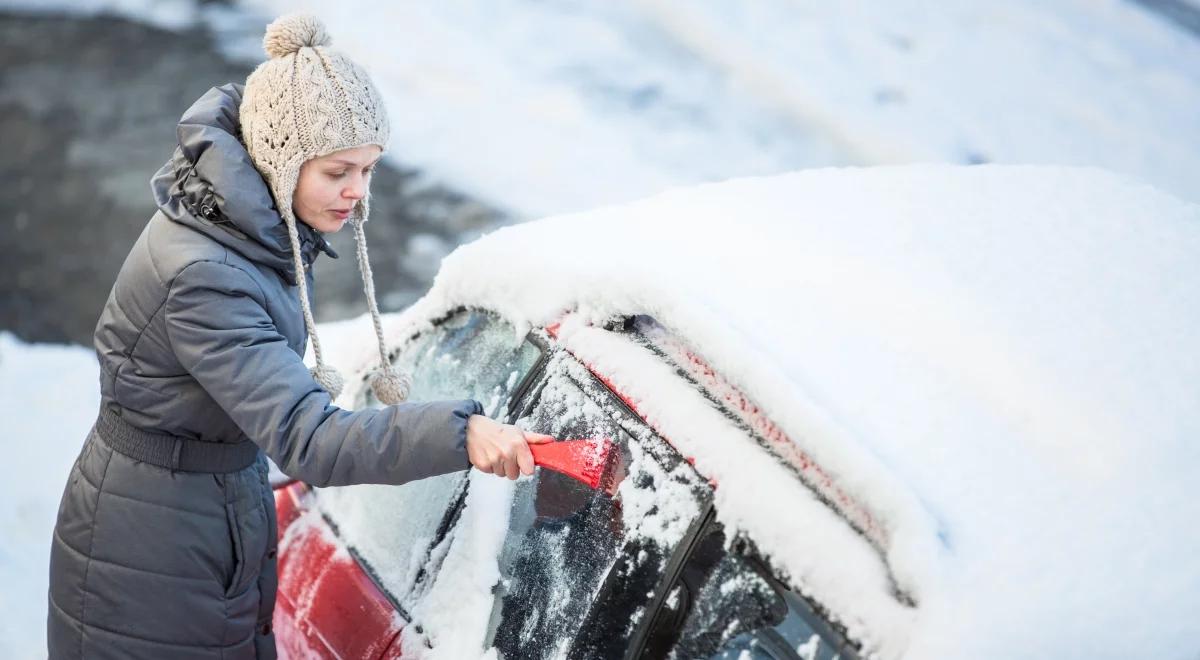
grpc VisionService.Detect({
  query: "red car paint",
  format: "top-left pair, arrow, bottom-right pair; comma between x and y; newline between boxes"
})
273,483 -> 406,659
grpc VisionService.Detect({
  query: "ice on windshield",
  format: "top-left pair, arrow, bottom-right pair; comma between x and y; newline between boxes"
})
364,309 -> 542,417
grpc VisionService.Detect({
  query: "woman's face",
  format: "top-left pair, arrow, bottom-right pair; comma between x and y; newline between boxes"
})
293,145 -> 383,233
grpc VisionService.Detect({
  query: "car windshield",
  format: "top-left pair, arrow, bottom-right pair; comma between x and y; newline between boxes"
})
363,309 -> 543,418
486,358 -> 711,659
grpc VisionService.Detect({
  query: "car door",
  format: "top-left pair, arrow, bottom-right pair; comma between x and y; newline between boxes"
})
639,516 -> 862,660
479,350 -> 714,659
474,322 -> 864,660
274,309 -> 544,658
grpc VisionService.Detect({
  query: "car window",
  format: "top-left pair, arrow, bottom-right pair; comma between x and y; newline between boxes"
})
485,358 -> 712,659
644,521 -> 858,660
365,308 -> 543,418
316,309 -> 543,609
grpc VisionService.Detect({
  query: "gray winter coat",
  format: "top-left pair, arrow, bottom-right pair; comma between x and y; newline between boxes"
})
47,84 -> 482,659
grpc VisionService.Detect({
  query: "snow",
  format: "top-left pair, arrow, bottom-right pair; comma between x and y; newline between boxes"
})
226,0 -> 1200,211
555,321 -> 912,655
500,360 -> 645,653
7,165 -> 1194,657
615,433 -> 701,548
796,634 -> 822,660
398,471 -> 516,659
0,0 -> 201,30
0,333 -> 100,660
384,164 -> 1200,658
315,473 -> 466,607
1,0 -> 1198,656
8,0 -> 1195,212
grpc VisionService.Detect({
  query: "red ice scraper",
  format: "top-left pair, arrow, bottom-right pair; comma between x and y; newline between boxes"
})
529,438 -> 621,494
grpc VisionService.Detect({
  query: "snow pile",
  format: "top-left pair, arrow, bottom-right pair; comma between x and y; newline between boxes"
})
0,333 -> 100,660
556,322 -> 916,655
398,472 -> 516,659
387,164 -> 1200,657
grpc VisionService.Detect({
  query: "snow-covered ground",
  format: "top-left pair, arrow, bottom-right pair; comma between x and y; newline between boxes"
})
5,0 -> 1199,213
0,335 -> 99,659
1,0 -> 1199,657
214,0 -> 1200,211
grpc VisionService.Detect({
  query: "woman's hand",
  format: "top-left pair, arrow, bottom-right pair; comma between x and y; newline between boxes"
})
466,414 -> 555,480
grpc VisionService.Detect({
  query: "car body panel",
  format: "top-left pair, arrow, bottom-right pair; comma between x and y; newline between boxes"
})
274,483 -> 405,659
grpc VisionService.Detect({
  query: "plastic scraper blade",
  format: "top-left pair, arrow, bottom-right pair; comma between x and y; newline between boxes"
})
529,438 -> 619,493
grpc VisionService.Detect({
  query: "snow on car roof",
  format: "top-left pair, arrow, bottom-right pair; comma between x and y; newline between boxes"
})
385,164 -> 1200,658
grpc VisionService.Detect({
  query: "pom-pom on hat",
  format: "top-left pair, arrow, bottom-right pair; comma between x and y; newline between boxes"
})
241,13 -> 408,405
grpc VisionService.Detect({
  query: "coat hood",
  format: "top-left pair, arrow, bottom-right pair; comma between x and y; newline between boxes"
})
151,83 -> 336,285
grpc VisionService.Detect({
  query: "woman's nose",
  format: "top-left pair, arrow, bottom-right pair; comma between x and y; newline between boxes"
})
343,175 -> 367,200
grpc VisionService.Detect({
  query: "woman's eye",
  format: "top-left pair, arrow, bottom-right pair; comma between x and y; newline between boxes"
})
328,170 -> 347,178
363,167 -> 375,175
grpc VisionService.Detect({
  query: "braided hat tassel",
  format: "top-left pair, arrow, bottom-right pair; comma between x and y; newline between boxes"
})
278,185 -> 344,400
351,210 -> 411,405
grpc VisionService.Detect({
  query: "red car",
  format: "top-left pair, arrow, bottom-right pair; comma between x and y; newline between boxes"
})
271,167 -> 1200,659
272,309 -> 860,660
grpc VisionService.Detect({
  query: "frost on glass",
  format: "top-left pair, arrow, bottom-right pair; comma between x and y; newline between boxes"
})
487,359 -> 710,659
664,528 -> 850,660
371,309 -> 542,418
317,310 -> 542,608
315,476 -> 465,609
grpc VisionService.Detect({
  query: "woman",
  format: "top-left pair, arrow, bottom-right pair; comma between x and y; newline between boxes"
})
47,14 -> 543,659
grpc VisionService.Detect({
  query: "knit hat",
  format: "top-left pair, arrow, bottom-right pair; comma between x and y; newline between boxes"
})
241,13 -> 411,405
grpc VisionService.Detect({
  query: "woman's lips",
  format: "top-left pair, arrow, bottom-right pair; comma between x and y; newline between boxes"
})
331,208 -> 351,220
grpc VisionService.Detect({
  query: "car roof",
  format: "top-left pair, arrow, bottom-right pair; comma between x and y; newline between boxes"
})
382,164 -> 1200,658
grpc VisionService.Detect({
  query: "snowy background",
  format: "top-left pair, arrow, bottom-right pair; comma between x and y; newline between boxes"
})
1,0 -> 1198,657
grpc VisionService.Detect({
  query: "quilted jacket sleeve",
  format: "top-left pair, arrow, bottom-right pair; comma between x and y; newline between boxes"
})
164,259 -> 482,487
